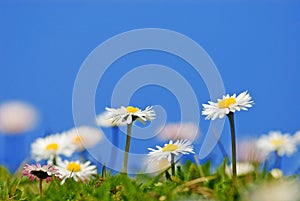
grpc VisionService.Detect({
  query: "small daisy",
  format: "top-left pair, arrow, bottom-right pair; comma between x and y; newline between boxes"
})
56,160 -> 97,184
96,111 -> 126,127
105,105 -> 155,124
23,163 -> 60,183
256,131 -> 297,156
0,101 -> 38,134
202,91 -> 253,120
66,126 -> 104,151
225,162 -> 254,177
148,139 -> 194,162
270,168 -> 283,179
157,122 -> 199,141
31,133 -> 76,163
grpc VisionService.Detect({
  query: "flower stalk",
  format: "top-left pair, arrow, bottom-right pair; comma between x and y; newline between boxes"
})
122,122 -> 133,174
227,112 -> 237,181
171,153 -> 175,176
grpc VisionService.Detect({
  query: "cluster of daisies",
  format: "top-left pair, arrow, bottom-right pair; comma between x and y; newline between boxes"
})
24,126 -> 103,185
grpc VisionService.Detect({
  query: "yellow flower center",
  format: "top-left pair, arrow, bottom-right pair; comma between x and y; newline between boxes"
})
45,143 -> 58,151
127,106 -> 139,113
67,162 -> 81,172
218,97 -> 236,109
271,138 -> 285,147
73,136 -> 82,144
162,144 -> 178,152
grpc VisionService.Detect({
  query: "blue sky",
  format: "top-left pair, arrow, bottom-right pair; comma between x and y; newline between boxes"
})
0,0 -> 300,173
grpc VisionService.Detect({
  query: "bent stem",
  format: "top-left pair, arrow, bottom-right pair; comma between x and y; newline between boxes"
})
39,179 -> 43,198
227,112 -> 237,182
122,123 -> 133,174
171,153 -> 175,176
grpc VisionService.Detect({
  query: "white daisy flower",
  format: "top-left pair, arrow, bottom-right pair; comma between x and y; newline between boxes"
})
148,139 -> 194,162
0,101 -> 38,134
202,91 -> 253,120
96,111 -> 126,127
105,105 -> 155,124
56,160 -> 97,184
66,126 -> 104,151
256,131 -> 297,156
225,162 -> 254,177
31,133 -> 76,163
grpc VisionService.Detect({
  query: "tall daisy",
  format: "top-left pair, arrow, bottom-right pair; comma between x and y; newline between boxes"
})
56,160 -> 97,184
31,133 -> 76,164
105,105 -> 155,174
202,91 -> 253,180
23,163 -> 60,198
148,139 -> 194,176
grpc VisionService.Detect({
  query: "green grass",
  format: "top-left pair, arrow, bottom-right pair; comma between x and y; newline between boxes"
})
0,160 -> 298,201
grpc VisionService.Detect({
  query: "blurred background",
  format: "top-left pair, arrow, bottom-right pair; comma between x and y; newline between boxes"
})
0,0 -> 299,174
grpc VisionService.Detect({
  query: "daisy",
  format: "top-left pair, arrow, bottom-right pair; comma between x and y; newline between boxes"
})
157,122 -> 199,141
225,162 -> 254,177
202,91 -> 253,180
270,168 -> 283,179
105,105 -> 155,124
148,140 -> 194,176
293,130 -> 300,145
202,91 -> 253,120
31,133 -> 76,163
256,131 -> 297,156
23,163 -> 60,198
66,126 -> 104,151
96,111 -> 126,127
0,101 -> 38,134
23,163 -> 60,183
56,160 -> 97,184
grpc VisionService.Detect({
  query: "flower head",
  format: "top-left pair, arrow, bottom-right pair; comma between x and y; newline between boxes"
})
225,162 -> 254,177
96,111 -> 126,127
56,160 -> 97,184
202,91 -> 253,120
0,101 -> 38,134
105,106 -> 155,124
157,122 -> 199,141
148,139 -> 194,162
66,126 -> 104,151
31,133 -> 76,163
256,131 -> 297,156
23,163 -> 60,183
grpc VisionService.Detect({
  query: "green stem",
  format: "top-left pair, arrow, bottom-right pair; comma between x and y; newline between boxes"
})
227,112 -> 237,181
171,153 -> 175,177
122,123 -> 133,174
39,179 -> 43,198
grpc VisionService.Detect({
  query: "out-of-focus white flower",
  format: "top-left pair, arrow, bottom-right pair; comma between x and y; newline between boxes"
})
242,180 -> 300,201
66,126 -> 104,151
105,106 -> 155,124
256,131 -> 297,156
270,168 -> 283,179
237,139 -> 268,164
56,160 -> 97,184
225,162 -> 254,177
96,111 -> 126,127
157,122 -> 199,141
293,131 -> 300,145
202,91 -> 253,120
31,133 -> 76,163
0,101 -> 38,134
148,139 -> 194,162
